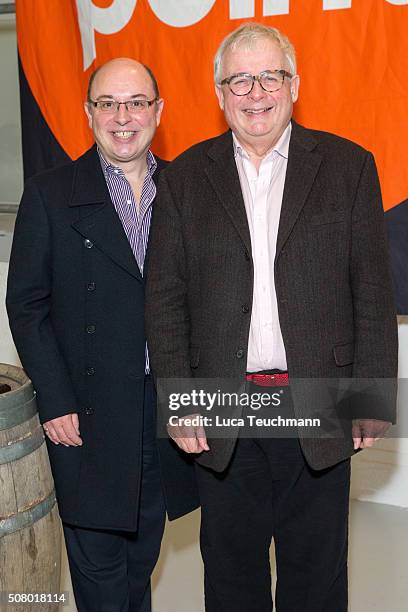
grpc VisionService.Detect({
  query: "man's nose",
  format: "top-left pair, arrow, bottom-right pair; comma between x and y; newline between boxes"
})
115,103 -> 132,123
249,79 -> 266,99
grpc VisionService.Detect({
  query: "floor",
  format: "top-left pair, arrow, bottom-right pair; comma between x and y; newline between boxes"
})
61,500 -> 408,611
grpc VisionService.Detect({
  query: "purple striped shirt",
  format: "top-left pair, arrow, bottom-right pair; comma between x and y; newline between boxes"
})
98,148 -> 157,372
98,148 -> 157,274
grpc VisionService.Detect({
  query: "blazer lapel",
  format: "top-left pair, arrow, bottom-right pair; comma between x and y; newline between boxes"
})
69,146 -> 142,282
144,157 -> 168,282
276,122 -> 322,257
205,132 -> 252,255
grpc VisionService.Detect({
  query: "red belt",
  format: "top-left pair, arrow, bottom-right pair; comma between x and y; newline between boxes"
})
246,372 -> 289,387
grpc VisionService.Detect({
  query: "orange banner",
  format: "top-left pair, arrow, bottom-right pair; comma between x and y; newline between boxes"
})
16,0 -> 408,210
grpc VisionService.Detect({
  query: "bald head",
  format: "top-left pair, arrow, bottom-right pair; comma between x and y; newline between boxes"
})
84,56 -> 164,169
87,58 -> 159,102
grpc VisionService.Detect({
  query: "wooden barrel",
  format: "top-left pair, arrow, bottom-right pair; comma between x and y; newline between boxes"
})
0,364 -> 61,612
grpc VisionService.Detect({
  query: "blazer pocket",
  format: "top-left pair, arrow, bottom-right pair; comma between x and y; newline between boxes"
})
333,342 -> 354,366
310,211 -> 345,226
190,346 -> 200,369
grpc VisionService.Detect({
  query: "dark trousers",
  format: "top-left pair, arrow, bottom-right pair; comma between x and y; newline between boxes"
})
63,377 -> 166,612
195,432 -> 350,612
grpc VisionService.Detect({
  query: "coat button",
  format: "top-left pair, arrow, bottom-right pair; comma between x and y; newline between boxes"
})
86,367 -> 95,376
235,348 -> 245,359
86,324 -> 96,334
244,249 -> 250,261
85,407 -> 94,415
242,304 -> 250,314
84,238 -> 93,249
87,282 -> 96,292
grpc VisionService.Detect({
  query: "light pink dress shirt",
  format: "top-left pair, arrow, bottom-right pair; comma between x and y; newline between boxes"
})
233,122 -> 291,372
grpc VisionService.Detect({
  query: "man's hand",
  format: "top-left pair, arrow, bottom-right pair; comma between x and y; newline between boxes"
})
167,414 -> 210,454
43,413 -> 82,446
352,419 -> 391,450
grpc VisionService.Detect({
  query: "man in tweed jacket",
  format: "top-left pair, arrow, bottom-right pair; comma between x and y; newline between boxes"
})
146,24 -> 397,612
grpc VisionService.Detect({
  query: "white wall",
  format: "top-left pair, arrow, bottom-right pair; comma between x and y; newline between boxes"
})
351,317 -> 408,507
0,261 -> 18,365
0,13 -> 23,207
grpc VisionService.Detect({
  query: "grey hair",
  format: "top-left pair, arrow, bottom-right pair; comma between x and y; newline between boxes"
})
214,23 -> 296,83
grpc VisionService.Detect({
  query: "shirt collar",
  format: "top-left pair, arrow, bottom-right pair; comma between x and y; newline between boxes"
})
233,121 -> 292,162
97,148 -> 157,178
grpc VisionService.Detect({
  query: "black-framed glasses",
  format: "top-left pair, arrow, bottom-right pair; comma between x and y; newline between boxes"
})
219,70 -> 293,96
88,98 -> 158,113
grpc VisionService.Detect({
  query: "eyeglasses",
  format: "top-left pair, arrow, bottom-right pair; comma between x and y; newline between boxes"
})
219,70 -> 293,96
88,98 -> 158,113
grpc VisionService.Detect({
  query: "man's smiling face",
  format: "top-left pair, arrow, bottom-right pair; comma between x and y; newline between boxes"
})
215,38 -> 299,154
85,58 -> 163,168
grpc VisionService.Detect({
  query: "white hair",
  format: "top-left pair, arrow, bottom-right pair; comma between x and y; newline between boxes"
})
214,22 -> 297,83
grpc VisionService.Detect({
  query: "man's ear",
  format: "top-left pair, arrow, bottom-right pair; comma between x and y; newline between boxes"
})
290,75 -> 300,103
215,84 -> 225,111
155,98 -> 164,127
84,101 -> 93,128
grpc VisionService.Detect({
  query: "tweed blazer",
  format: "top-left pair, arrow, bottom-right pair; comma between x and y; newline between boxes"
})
145,121 -> 398,472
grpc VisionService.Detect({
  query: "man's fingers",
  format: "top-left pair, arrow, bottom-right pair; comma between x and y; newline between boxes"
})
353,437 -> 362,451
352,420 -> 391,450
72,413 -> 80,436
58,421 -> 82,446
44,424 -> 60,445
63,415 -> 82,445
184,437 -> 203,453
172,437 -> 199,453
171,433 -> 201,454
167,420 -> 209,454
360,437 -> 376,448
196,424 -> 210,451
43,414 -> 82,446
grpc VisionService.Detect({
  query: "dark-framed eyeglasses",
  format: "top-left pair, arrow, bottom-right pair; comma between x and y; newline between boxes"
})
219,70 -> 293,96
88,98 -> 158,113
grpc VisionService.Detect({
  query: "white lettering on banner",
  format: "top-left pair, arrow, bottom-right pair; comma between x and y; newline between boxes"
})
230,0 -> 254,19
323,0 -> 352,8
230,0 -> 289,19
263,0 -> 290,16
75,0 -> 406,71
76,0 -> 137,70
148,0 -> 216,27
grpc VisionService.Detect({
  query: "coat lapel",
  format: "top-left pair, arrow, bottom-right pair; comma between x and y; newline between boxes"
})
69,146 -> 142,282
276,122 -> 322,257
205,132 -> 252,255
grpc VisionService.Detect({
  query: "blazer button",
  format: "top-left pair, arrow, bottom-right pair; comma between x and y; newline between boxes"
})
242,304 -> 250,314
86,367 -> 95,376
86,324 -> 96,334
87,282 -> 96,292
85,407 -> 94,415
235,348 -> 245,359
244,249 -> 250,261
84,238 -> 93,249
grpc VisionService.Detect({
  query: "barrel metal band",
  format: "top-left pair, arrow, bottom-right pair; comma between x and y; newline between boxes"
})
0,490 -> 56,538
0,426 -> 45,465
0,396 -> 37,430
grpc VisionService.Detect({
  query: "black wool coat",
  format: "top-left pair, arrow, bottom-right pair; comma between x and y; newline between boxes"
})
6,145 -> 199,531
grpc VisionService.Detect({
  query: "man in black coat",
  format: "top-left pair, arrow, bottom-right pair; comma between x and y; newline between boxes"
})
7,58 -> 198,612
145,24 -> 398,612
